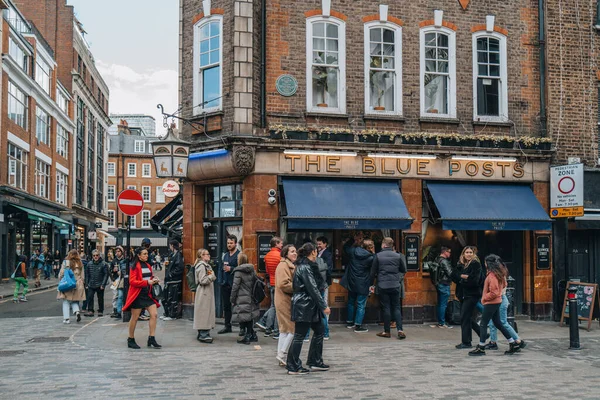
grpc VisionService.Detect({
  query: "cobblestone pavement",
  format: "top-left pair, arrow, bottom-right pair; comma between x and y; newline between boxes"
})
1,307 -> 600,400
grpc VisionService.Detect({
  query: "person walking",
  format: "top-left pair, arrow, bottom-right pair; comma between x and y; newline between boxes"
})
43,247 -> 53,280
155,252 -> 162,271
343,233 -> 375,333
193,248 -> 217,343
162,240 -> 184,321
371,237 -> 407,340
12,255 -> 28,303
53,250 -> 61,278
84,250 -> 109,317
230,253 -> 260,345
30,249 -> 44,288
432,246 -> 454,328
286,243 -> 331,375
275,245 -> 297,366
57,250 -> 86,324
123,247 -> 162,349
109,246 -> 127,319
316,237 -> 333,340
217,235 -> 240,335
453,246 -> 483,349
256,236 -> 282,337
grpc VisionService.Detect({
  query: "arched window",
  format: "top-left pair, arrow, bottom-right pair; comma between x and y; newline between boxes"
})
420,26 -> 456,118
472,31 -> 508,121
193,16 -> 223,115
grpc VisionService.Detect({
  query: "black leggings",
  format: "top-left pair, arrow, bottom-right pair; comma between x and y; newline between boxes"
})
460,296 -> 480,345
479,303 -> 512,344
240,320 -> 254,335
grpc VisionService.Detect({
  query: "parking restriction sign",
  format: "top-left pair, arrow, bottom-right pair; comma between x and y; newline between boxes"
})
550,164 -> 584,218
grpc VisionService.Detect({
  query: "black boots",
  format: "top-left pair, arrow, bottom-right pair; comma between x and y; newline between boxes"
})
217,326 -> 232,334
237,331 -> 257,345
127,337 -> 140,349
237,334 -> 251,344
239,327 -> 247,337
147,336 -> 162,348
249,332 -> 258,342
504,342 -> 521,355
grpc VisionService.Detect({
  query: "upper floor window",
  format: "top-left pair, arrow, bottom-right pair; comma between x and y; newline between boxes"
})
107,162 -> 115,176
8,36 -> 29,73
193,16 -> 222,114
36,57 -> 51,95
142,164 -> 151,178
364,23 -> 402,115
473,32 -> 508,121
56,171 -> 68,205
142,186 -> 151,202
127,163 -> 136,177
56,124 -> 69,159
8,143 -> 27,190
420,27 -> 456,118
307,18 -> 346,114
142,210 -> 151,228
34,159 -> 51,199
56,88 -> 69,115
8,81 -> 28,129
134,140 -> 145,153
156,186 -> 165,203
107,185 -> 115,201
36,107 -> 51,146
108,210 -> 115,228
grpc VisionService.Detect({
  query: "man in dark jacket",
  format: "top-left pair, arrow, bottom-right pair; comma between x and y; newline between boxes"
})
433,246 -> 454,328
371,237 -> 407,339
217,235 -> 240,334
316,236 -> 332,340
110,246 -> 127,319
84,250 -> 109,317
162,240 -> 184,320
343,233 -> 374,333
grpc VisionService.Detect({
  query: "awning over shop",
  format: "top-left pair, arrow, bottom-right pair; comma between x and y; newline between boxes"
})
427,182 -> 552,231
9,204 -> 71,227
281,178 -> 413,230
150,194 -> 183,239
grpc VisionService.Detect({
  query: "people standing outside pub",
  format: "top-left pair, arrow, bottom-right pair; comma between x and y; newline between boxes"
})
343,233 -> 375,333
30,248 -> 44,288
256,236 -> 282,337
217,235 -> 240,335
162,240 -> 184,321
317,236 -> 333,340
432,246 -> 454,329
371,237 -> 407,340
275,245 -> 297,366
123,247 -> 162,349
84,250 -> 109,317
286,243 -> 331,375
12,255 -> 28,303
193,248 -> 217,343
453,246 -> 483,349
230,252 -> 260,345
57,250 -> 86,324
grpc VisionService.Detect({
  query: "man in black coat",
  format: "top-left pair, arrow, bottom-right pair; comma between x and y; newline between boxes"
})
84,250 -> 109,317
343,233 -> 374,333
162,240 -> 184,320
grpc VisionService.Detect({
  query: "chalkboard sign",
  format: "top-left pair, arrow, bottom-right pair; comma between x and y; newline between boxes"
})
257,233 -> 274,272
403,234 -> 420,271
560,282 -> 600,331
536,235 -> 550,270
207,225 -> 219,260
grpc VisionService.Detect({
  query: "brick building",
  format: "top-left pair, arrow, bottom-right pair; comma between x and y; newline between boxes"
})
178,0 -> 555,322
106,120 -> 172,253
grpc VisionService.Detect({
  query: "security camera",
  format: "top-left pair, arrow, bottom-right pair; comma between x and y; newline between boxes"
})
202,222 -> 211,229
268,196 -> 277,205
268,189 -> 277,197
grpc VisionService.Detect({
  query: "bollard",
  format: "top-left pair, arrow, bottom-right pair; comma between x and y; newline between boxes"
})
568,286 -> 581,350
506,275 -> 518,332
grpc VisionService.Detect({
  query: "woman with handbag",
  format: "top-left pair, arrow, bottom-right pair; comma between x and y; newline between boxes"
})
12,255 -> 28,303
57,250 -> 86,324
193,248 -> 217,343
275,245 -> 297,366
454,246 -> 483,349
122,247 -> 162,349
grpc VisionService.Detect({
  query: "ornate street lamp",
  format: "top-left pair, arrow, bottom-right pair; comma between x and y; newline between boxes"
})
152,105 -> 192,179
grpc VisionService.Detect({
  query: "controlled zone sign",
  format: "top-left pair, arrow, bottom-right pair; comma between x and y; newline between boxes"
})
117,189 -> 144,216
550,164 -> 584,218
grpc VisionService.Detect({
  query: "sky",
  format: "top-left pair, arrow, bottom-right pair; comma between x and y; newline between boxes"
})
66,0 -> 179,136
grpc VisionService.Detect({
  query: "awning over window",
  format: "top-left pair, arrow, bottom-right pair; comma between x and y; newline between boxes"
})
427,182 -> 552,231
9,204 -> 71,227
281,178 -> 413,230
150,194 -> 183,240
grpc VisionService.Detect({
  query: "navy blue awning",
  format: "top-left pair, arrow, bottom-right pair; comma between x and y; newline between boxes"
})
282,178 -> 413,230
427,182 -> 552,231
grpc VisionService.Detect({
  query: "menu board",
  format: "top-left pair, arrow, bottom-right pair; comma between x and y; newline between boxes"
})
403,234 -> 420,271
257,233 -> 274,272
536,235 -> 551,270
207,225 -> 219,260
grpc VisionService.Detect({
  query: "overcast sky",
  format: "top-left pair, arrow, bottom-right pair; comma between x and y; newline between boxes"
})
67,0 -> 179,135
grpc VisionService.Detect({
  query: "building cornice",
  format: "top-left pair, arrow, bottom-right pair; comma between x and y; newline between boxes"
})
73,73 -> 112,126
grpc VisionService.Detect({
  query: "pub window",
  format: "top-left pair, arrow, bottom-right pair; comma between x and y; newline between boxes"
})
193,15 -> 222,115
473,31 -> 508,121
420,26 -> 456,118
205,184 -> 243,219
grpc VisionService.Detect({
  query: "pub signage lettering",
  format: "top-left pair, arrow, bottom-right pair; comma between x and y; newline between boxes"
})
536,235 -> 550,270
404,234 -> 420,271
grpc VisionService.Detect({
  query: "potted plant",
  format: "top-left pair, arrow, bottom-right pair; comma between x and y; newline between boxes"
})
318,127 -> 354,142
313,66 -> 329,108
402,133 -> 425,145
370,63 -> 390,111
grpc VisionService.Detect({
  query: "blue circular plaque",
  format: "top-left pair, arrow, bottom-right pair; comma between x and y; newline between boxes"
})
276,74 -> 298,97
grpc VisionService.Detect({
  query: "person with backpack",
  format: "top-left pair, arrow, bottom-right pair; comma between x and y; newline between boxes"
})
452,246 -> 483,349
430,246 -> 454,329
230,252 -> 260,345
12,255 -> 28,303
193,248 -> 217,343
57,250 -> 86,324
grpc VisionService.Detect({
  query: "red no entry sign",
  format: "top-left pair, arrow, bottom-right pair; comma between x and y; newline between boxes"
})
117,189 -> 144,216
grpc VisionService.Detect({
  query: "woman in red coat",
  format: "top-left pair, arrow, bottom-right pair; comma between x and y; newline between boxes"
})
123,247 -> 162,349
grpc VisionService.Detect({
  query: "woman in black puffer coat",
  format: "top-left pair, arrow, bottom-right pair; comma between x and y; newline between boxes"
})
230,252 -> 260,345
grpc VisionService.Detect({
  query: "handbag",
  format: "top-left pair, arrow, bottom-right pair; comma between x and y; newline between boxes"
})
151,283 -> 164,300
58,268 -> 77,292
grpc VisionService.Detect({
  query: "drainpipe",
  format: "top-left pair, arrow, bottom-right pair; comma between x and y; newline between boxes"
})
539,0 -> 547,137
260,0 -> 267,129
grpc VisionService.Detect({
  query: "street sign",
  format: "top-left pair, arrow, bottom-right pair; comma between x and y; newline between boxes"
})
117,189 -> 144,216
550,163 -> 584,218
162,180 -> 180,198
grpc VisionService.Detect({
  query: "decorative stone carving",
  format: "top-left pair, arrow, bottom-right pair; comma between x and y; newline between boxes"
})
232,146 -> 256,176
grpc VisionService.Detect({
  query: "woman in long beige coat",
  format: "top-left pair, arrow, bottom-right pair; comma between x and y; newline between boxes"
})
193,248 -> 217,343
57,249 -> 86,324
275,245 -> 297,365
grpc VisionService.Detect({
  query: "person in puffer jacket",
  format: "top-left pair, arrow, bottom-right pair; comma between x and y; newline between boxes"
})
230,253 -> 260,345
342,233 -> 375,333
84,250 -> 109,317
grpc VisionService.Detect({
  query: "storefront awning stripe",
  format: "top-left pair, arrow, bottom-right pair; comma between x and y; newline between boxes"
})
10,204 -> 54,224
427,182 -> 552,231
282,178 -> 413,230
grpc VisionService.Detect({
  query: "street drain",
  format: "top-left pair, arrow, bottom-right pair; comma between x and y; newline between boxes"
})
26,336 -> 70,343
0,350 -> 25,357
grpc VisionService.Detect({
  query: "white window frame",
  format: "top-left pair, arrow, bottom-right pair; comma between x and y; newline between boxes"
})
7,143 -> 28,190
364,22 -> 402,116
127,163 -> 136,177
8,35 -> 29,74
142,163 -> 151,178
56,170 -> 68,205
419,26 -> 457,118
36,106 -> 51,146
35,57 -> 51,95
56,124 -> 69,159
472,31 -> 508,122
129,215 -> 136,229
156,186 -> 165,204
107,185 -> 115,202
8,81 -> 28,129
127,185 -> 136,190
107,162 -> 115,177
193,15 -> 223,115
141,210 -> 151,228
142,186 -> 151,202
108,210 -> 115,228
134,140 -> 145,153
306,16 -> 346,115
34,158 -> 51,199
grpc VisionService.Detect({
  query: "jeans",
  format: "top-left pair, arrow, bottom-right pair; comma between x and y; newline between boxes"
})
62,300 -> 80,320
116,289 -> 124,314
221,285 -> 233,327
13,277 -> 28,299
287,319 -> 325,371
479,303 -> 513,345
306,288 -> 330,339
347,291 -> 368,326
87,287 -> 105,313
259,286 -> 279,333
277,332 -> 294,360
489,295 -> 519,342
436,283 -> 451,325
379,287 -> 403,332
43,265 -> 51,279
460,296 -> 481,345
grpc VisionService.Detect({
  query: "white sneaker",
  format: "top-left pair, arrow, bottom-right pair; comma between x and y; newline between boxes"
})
19,296 -> 28,302
63,319 -> 70,324
162,317 -> 173,321
276,355 -> 285,365
159,316 -> 165,320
